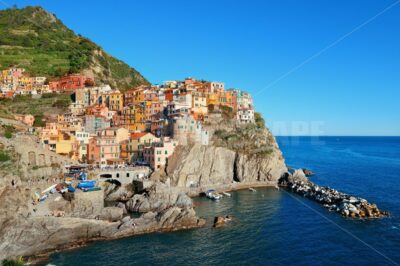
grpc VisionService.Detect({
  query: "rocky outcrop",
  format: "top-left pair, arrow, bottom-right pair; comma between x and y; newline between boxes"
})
0,204 -> 204,262
279,170 -> 389,219
126,183 -> 192,213
166,145 -> 236,188
99,207 -> 124,222
164,126 -> 287,189
0,181 -> 204,262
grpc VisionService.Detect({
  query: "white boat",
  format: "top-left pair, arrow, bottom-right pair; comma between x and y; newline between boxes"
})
41,184 -> 57,194
249,187 -> 256,192
222,192 -> 231,197
206,189 -> 222,200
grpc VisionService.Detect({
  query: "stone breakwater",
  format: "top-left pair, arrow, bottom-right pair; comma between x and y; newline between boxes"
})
279,170 -> 389,219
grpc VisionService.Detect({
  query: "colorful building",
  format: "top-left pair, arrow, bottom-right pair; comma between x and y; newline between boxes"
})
142,137 -> 177,169
49,74 -> 94,92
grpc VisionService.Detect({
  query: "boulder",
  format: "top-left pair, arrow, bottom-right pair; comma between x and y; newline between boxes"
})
126,183 -> 193,213
99,207 -> 124,222
302,168 -> 314,176
213,216 -> 225,228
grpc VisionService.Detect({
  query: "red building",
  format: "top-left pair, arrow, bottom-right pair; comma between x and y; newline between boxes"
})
49,74 -> 94,92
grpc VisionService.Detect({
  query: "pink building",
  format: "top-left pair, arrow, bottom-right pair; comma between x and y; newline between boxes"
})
87,129 -> 120,166
143,137 -> 177,170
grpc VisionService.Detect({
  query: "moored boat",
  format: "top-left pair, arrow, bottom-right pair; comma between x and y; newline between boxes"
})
206,189 -> 222,200
222,192 -> 231,197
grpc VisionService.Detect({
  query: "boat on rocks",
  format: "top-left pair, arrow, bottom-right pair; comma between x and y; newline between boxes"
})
279,169 -> 389,219
249,188 -> 256,192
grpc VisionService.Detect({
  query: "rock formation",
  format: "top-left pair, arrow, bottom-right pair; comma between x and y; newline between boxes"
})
0,181 -> 204,262
164,124 -> 287,190
279,170 -> 389,219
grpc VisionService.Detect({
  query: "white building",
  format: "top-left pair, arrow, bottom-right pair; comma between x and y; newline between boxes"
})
237,109 -> 255,125
75,131 -> 91,160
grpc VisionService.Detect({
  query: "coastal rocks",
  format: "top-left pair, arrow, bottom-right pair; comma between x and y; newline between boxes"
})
213,216 -> 225,228
98,207 -> 124,222
279,170 -> 389,219
116,207 -> 205,236
0,199 -> 204,262
49,190 -> 104,219
0,216 -> 120,262
165,136 -> 287,189
234,151 -> 286,183
302,168 -> 314,177
167,144 -> 236,187
104,183 -> 135,202
126,183 -> 192,213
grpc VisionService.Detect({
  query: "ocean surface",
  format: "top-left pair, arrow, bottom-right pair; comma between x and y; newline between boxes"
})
41,137 -> 400,266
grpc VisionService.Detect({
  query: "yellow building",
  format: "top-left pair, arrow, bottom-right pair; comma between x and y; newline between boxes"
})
192,92 -> 208,117
207,93 -> 219,107
109,91 -> 124,111
55,132 -> 78,160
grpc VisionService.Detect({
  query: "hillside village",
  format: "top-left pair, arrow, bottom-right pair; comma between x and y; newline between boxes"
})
0,68 -> 255,170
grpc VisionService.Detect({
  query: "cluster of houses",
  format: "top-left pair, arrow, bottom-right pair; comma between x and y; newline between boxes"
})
0,67 -> 93,97
8,72 -> 255,170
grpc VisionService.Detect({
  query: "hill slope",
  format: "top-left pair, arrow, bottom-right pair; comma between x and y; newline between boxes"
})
0,6 -> 148,89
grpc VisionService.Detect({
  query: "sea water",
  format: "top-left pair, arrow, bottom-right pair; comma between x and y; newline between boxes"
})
41,137 -> 400,265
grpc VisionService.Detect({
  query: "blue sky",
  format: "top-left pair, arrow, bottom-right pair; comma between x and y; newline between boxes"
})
2,0 -> 400,135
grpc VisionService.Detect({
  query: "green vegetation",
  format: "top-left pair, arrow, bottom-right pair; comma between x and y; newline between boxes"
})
2,124 -> 14,139
0,93 -> 71,122
2,257 -> 24,266
213,126 -> 274,158
255,112 -> 266,129
0,6 -> 148,89
4,131 -> 12,139
0,150 -> 11,162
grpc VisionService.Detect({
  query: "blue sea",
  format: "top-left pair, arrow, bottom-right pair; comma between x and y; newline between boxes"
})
41,137 -> 400,266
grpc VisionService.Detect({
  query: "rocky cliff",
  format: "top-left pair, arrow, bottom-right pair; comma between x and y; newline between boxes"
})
162,117 -> 287,190
0,181 -> 204,262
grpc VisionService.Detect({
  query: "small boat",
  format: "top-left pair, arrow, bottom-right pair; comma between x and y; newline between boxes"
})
39,194 -> 48,202
41,184 -> 57,194
77,180 -> 96,189
222,192 -> 231,197
83,187 -> 101,192
67,186 -> 76,193
206,189 -> 222,200
249,187 -> 256,192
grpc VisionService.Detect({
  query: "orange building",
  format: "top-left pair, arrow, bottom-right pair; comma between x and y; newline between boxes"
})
49,74 -> 94,92
121,104 -> 146,132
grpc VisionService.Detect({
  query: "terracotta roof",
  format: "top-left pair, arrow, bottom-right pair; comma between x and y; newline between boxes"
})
130,132 -> 148,139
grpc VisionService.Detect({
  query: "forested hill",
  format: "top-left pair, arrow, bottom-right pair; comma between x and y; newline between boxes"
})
0,6 -> 148,90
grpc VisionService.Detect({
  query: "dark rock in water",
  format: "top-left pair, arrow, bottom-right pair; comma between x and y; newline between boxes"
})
279,169 -> 389,219
302,168 -> 314,177
213,216 -> 226,228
